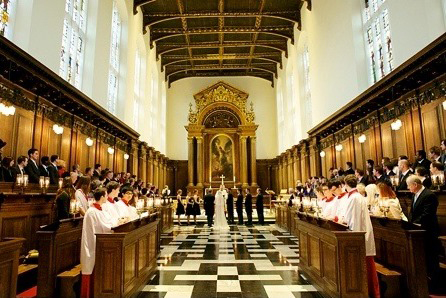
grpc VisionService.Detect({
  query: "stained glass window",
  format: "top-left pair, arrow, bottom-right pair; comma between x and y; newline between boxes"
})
303,46 -> 312,131
59,0 -> 87,89
107,1 -> 121,115
0,0 -> 13,37
363,0 -> 393,84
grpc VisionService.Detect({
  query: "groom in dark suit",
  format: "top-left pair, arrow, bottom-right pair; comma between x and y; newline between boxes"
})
226,188 -> 234,224
203,188 -> 215,227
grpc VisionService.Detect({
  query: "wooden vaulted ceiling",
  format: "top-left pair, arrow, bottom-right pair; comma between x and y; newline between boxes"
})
134,0 -> 311,87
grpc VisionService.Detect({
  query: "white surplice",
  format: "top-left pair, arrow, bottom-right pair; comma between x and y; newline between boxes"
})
102,198 -> 120,226
75,189 -> 89,212
80,205 -> 113,274
344,190 -> 376,256
214,190 -> 229,229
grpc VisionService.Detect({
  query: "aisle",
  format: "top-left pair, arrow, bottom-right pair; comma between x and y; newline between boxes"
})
138,224 -> 322,298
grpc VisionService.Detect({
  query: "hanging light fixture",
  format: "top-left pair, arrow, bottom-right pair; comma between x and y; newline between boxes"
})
358,134 -> 367,143
107,147 -> 115,154
124,153 -> 130,160
0,103 -> 16,116
319,151 -> 326,158
52,124 -> 64,135
391,119 -> 402,131
335,144 -> 343,152
86,137 -> 94,147
442,100 -> 446,110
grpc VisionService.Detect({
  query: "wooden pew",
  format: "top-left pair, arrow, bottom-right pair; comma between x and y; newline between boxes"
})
0,182 -> 57,255
371,216 -> 428,297
158,204 -> 173,232
0,237 -> 25,298
36,218 -> 83,298
294,212 -> 368,298
94,213 -> 160,297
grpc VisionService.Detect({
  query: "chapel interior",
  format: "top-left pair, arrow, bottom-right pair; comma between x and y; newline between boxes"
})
0,0 -> 446,297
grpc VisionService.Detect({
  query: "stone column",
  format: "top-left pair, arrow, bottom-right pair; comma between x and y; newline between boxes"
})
240,136 -> 249,188
159,156 -> 164,189
287,150 -> 293,189
147,148 -> 154,185
293,146 -> 299,187
187,137 -> 194,188
153,152 -> 159,190
196,137 -> 204,188
282,154 -> 288,191
278,157 -> 283,190
163,158 -> 168,189
250,136 -> 258,187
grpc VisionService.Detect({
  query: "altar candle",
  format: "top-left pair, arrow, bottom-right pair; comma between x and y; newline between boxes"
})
39,176 -> 44,188
16,174 -> 23,186
58,178 -> 63,189
23,175 -> 28,187
44,177 -> 50,188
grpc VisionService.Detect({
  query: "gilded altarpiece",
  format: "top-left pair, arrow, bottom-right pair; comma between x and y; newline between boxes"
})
185,82 -> 258,191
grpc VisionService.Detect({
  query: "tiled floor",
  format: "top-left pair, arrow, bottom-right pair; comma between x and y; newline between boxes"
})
138,224 -> 322,298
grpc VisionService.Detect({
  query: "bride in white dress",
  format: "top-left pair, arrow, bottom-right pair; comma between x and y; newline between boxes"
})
214,184 -> 229,229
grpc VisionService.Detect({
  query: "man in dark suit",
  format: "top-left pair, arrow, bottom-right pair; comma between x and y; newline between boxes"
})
226,188 -> 234,224
0,139 -> 6,181
245,188 -> 253,226
344,162 -> 355,175
48,155 -> 60,185
39,156 -> 50,177
440,140 -> 446,164
406,175 -> 440,281
397,159 -> 412,191
25,148 -> 40,183
256,188 -> 264,225
11,156 -> 27,180
236,188 -> 244,225
203,188 -> 215,227
412,150 -> 431,172
384,162 -> 396,177
355,169 -> 369,186
373,165 -> 391,186
93,164 -> 101,178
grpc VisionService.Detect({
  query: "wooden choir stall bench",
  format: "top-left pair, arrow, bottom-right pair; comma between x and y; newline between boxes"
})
94,213 -> 160,297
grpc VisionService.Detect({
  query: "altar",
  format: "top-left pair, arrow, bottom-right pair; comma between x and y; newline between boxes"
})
185,81 -> 259,192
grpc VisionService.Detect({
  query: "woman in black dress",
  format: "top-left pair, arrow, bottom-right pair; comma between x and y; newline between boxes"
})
193,189 -> 201,224
185,191 -> 194,225
176,189 -> 185,225
55,177 -> 75,221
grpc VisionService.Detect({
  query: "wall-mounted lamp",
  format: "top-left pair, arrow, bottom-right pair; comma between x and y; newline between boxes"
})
335,144 -> 343,152
391,119 -> 402,131
124,153 -> 130,160
319,151 -> 326,158
107,147 -> 115,154
358,134 -> 367,143
0,103 -> 15,116
86,137 -> 94,147
52,124 -> 64,135
442,100 -> 446,110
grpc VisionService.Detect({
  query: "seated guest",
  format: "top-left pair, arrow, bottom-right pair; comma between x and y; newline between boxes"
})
55,177 -> 75,221
374,182 -> 407,220
39,156 -> 50,177
384,162 -> 396,177
415,166 -> 432,188
102,181 -> 121,226
11,155 -> 27,180
321,179 -> 343,219
373,165 -> 390,185
342,175 -> 379,297
429,146 -> 442,163
1,156 -> 14,182
75,176 -> 91,216
48,155 -> 60,184
397,159 -> 412,191
80,187 -> 113,298
85,167 -> 93,177
406,175 -> 440,281
25,148 -> 40,183
412,149 -> 431,172
345,162 -> 355,175
355,169 -> 369,186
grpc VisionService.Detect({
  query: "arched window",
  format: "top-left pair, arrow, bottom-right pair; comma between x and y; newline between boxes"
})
107,1 -> 121,115
0,0 -> 14,38
363,0 -> 394,84
59,0 -> 87,89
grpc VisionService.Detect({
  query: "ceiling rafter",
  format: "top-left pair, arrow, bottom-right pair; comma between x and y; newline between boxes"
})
218,0 -> 224,70
169,71 -> 274,86
165,64 -> 278,79
143,10 -> 300,27
246,0 -> 266,73
133,0 -> 156,14
175,0 -> 195,75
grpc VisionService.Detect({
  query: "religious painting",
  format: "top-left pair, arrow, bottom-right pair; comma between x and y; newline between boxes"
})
210,134 -> 233,181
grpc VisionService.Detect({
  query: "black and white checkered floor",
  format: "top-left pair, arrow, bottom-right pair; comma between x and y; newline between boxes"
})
138,224 -> 322,298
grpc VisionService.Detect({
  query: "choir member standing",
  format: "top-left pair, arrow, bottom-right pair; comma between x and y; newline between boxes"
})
117,186 -> 138,221
48,155 -> 60,184
102,181 -> 121,226
203,188 -> 215,227
256,188 -> 264,225
75,176 -> 91,216
175,189 -> 185,226
321,179 -> 343,220
80,187 -> 113,298
245,188 -> 253,226
226,188 -> 234,224
236,188 -> 244,225
342,174 -> 379,297
406,175 -> 440,284
25,148 -> 40,183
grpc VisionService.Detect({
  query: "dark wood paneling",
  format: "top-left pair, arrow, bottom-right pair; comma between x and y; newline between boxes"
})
0,238 -> 24,298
